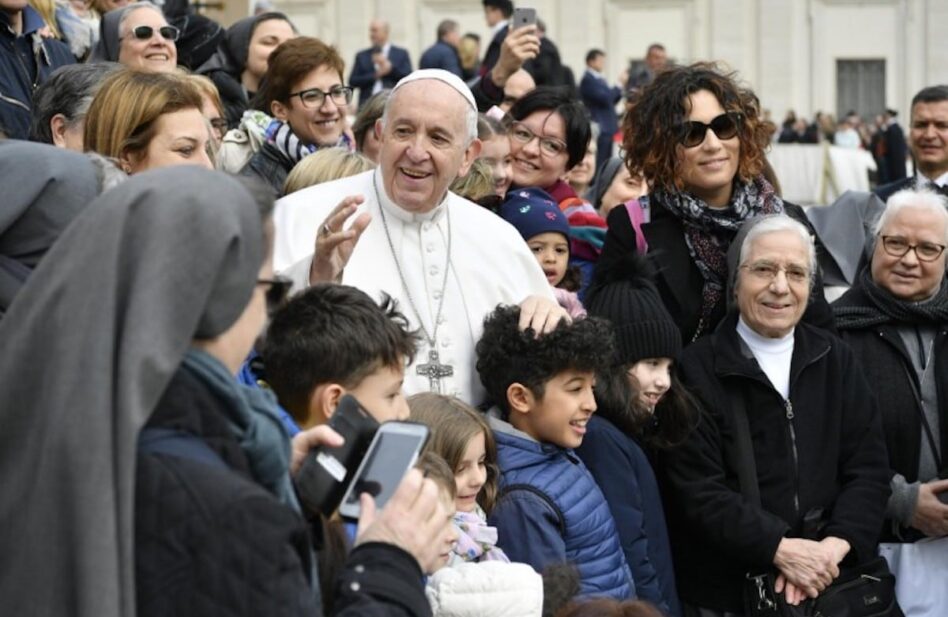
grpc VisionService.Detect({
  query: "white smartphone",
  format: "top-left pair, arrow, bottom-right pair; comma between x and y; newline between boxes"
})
511,7 -> 537,29
337,421 -> 430,520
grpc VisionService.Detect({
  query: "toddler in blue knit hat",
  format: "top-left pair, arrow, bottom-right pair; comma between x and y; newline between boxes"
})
500,188 -> 586,318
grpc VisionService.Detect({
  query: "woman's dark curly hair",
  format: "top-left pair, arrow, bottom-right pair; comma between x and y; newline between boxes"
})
621,62 -> 770,193
475,305 -> 615,416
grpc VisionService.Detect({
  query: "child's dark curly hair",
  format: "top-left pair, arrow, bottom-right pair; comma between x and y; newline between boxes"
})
475,305 -> 615,415
621,62 -> 771,194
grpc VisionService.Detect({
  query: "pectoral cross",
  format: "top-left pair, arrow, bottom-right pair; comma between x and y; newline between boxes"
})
416,349 -> 454,394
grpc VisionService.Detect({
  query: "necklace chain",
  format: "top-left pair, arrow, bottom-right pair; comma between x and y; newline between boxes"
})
373,175 -> 452,347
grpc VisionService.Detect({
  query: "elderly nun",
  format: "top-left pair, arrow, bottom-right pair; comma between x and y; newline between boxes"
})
658,214 -> 891,616
834,188 -> 948,616
0,167 -> 443,617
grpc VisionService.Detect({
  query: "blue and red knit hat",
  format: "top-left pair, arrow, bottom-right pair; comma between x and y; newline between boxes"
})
499,188 -> 571,243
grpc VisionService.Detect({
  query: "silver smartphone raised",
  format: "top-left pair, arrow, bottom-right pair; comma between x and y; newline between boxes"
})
337,421 -> 430,520
511,7 -> 537,29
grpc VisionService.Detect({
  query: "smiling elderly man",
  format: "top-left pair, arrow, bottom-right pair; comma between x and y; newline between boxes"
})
834,188 -> 948,615
273,69 -> 558,406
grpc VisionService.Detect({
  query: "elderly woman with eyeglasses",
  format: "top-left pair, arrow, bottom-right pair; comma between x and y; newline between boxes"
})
833,189 -> 948,615
217,36 -> 354,195
92,2 -> 178,72
659,214 -> 891,616
596,63 -> 834,344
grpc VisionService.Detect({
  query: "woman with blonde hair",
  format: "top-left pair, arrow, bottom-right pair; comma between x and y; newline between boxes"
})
283,148 -> 373,195
84,69 -> 213,174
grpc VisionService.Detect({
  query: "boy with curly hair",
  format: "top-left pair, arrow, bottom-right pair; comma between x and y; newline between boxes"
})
475,305 -> 636,601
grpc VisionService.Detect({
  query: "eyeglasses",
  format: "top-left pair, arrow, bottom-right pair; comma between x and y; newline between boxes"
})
289,85 -> 353,109
509,122 -> 568,157
741,261 -> 810,284
257,277 -> 292,313
678,112 -> 742,148
124,24 -> 180,42
880,235 -> 947,262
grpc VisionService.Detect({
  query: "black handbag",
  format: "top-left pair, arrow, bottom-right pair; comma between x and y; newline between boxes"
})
726,390 -> 903,617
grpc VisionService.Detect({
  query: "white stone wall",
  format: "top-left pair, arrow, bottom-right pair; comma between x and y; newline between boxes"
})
241,0 -> 947,120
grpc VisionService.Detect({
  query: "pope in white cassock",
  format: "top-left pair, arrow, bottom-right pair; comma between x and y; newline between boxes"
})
273,69 -> 561,406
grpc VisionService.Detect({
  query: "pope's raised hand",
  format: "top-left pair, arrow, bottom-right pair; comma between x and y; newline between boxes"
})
309,195 -> 371,285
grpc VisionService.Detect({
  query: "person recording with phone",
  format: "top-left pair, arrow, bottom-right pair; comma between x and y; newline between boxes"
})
0,166 -> 451,617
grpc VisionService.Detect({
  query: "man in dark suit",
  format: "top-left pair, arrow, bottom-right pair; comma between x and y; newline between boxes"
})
580,49 -> 626,173
875,87 -> 948,202
419,19 -> 462,77
881,108 -> 908,184
480,0 -> 512,76
349,19 -> 412,108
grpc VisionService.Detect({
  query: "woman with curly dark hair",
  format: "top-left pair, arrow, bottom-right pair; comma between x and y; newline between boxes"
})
596,63 -> 833,344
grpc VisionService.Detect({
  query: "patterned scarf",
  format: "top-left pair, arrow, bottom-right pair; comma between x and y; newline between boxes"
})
655,175 -> 783,329
835,268 -> 948,330
452,506 -> 510,563
264,118 -> 352,165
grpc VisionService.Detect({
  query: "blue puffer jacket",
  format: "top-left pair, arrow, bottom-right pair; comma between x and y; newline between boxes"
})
487,415 -> 635,600
1,6 -> 75,139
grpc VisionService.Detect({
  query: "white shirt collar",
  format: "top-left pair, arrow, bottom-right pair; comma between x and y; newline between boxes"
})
491,20 -> 507,37
372,167 -> 448,224
921,170 -> 948,188
586,67 -> 604,79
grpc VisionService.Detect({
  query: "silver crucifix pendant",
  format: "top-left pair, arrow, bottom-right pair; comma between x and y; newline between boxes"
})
416,349 -> 454,394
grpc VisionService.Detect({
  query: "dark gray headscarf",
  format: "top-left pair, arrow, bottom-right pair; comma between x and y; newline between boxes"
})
0,141 -> 99,316
0,167 -> 264,617
196,12 -> 293,77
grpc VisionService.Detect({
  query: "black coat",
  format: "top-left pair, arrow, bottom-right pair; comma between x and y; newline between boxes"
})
660,313 -> 891,611
882,123 -> 908,183
240,141 -> 293,196
135,366 -> 318,617
136,365 -> 432,617
205,69 -> 250,130
596,194 -> 837,344
834,285 -> 948,540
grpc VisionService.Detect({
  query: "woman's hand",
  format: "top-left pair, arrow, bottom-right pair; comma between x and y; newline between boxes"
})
772,537 -> 839,598
911,478 -> 948,537
308,195 -> 371,285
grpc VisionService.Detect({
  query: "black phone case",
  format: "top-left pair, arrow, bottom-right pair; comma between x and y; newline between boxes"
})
294,395 -> 379,516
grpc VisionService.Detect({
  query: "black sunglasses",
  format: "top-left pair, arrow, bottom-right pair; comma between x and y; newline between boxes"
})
258,277 -> 292,313
126,24 -> 180,42
678,112 -> 742,148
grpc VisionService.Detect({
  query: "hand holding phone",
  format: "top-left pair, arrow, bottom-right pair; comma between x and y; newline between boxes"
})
354,468 -> 455,574
338,421 -> 430,520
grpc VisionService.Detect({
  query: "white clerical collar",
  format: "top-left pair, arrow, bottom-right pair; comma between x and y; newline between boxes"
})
920,170 -> 948,188
373,167 -> 448,224
736,316 -> 795,352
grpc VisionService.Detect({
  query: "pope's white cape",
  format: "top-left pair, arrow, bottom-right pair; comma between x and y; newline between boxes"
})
273,169 -> 554,406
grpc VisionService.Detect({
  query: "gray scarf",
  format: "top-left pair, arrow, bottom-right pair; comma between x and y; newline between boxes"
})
835,268 -> 948,330
0,167 -> 264,617
0,141 -> 99,316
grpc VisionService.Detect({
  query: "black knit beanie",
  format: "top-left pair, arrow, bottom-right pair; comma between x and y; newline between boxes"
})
586,277 -> 682,365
